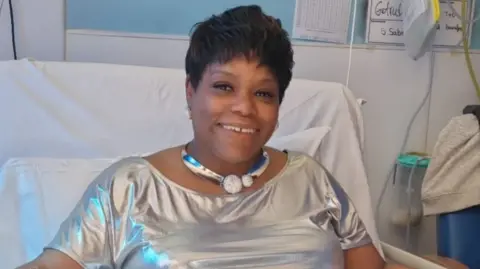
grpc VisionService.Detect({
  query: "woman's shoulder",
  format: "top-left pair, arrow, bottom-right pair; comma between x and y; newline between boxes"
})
99,156 -> 151,181
277,149 -> 342,192
85,149 -> 180,212
100,146 -> 180,180
89,148 -> 179,193
278,149 -> 325,173
82,156 -> 153,201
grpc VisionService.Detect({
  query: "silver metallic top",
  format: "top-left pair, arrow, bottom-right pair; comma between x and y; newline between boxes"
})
46,151 -> 372,269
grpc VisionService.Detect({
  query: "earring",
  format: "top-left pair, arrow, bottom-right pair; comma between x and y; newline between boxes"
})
185,106 -> 191,119
275,122 -> 279,130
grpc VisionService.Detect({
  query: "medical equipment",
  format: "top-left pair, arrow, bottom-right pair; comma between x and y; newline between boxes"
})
458,0 -> 480,102
345,0 -> 358,87
442,0 -> 480,101
0,0 -> 17,59
374,0 -> 437,237
463,105 -> 480,125
390,153 -> 430,252
375,50 -> 435,251
403,0 -> 440,60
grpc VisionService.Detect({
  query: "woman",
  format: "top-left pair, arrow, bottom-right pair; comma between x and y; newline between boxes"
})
18,5 -> 392,269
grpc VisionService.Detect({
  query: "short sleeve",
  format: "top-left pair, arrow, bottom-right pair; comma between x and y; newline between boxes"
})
322,167 -> 372,250
44,160 -> 128,268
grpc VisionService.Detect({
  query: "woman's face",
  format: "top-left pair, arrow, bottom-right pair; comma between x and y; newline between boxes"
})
186,57 -> 280,164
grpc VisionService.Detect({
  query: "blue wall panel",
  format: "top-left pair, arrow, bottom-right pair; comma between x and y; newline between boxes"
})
66,0 -> 480,48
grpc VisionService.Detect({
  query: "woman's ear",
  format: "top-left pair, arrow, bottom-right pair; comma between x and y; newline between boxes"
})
185,76 -> 194,107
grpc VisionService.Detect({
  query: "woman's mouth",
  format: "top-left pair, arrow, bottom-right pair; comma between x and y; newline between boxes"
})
219,124 -> 258,134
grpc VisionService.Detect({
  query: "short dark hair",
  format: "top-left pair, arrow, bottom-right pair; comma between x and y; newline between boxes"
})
185,5 -> 294,103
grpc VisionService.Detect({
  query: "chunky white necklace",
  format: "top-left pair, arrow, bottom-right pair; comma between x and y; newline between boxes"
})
181,146 -> 270,194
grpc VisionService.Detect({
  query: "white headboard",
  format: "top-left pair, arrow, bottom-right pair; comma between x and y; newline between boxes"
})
0,58 -> 364,165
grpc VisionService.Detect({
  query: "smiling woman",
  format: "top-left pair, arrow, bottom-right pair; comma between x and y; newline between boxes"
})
17,5 -> 389,269
185,59 -> 283,177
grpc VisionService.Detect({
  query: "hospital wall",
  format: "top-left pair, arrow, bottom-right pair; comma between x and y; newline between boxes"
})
2,0 -> 480,256
0,0 -> 65,61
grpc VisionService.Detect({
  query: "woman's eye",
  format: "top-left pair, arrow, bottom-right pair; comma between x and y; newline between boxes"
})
256,91 -> 274,99
213,84 -> 232,91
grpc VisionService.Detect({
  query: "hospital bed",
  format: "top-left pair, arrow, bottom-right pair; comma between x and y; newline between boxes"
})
0,59 -> 448,268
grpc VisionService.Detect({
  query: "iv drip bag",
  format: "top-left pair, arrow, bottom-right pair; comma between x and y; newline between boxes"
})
403,0 -> 440,60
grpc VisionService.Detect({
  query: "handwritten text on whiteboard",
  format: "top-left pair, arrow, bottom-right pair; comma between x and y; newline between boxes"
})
367,0 -> 473,47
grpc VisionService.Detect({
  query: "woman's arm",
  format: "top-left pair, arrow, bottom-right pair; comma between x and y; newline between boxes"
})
315,166 -> 411,269
15,249 -> 82,269
344,244 -> 411,269
344,243 -> 385,269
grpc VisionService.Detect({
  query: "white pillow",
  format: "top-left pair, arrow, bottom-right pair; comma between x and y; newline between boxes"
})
0,158 -> 116,266
267,126 -> 331,160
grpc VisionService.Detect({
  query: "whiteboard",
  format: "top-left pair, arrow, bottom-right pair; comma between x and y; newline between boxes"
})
293,0 -> 352,43
368,20 -> 405,43
434,1 -> 470,46
370,0 -> 405,21
366,0 -> 474,47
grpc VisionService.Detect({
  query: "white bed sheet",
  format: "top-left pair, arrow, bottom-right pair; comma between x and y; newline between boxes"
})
0,59 -> 380,267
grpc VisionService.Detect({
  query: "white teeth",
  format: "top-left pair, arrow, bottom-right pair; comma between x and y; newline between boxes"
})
222,124 -> 256,134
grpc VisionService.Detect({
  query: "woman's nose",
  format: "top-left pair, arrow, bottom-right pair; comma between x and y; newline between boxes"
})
231,94 -> 255,116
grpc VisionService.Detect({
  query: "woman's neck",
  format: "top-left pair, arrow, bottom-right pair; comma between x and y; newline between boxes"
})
186,141 -> 262,177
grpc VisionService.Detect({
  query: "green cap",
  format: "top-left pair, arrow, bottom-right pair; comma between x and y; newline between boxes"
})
396,153 -> 430,168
